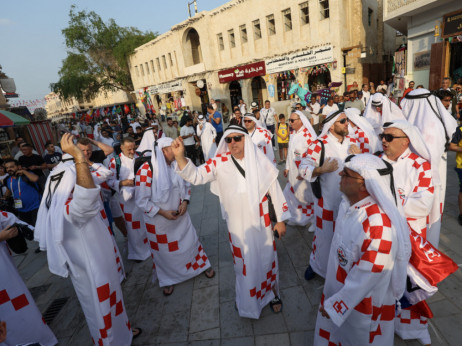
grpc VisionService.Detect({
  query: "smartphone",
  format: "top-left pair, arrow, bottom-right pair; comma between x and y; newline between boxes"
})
273,230 -> 279,239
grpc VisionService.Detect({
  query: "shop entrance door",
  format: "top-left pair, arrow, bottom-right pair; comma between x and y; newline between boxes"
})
251,77 -> 266,109
229,80 -> 242,109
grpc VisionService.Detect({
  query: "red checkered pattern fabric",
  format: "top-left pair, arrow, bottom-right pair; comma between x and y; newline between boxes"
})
95,283 -> 126,345
146,223 -> 179,252
120,203 -> 142,230
229,232 -> 246,276
0,289 -> 29,311
353,127 -> 371,153
135,162 -> 152,187
315,197 -> 335,231
249,261 -> 276,300
297,203 -> 314,217
257,128 -> 272,145
301,127 -> 315,144
407,153 -> 434,194
259,195 -> 272,228
359,204 -> 393,273
318,328 -> 340,346
186,245 -> 209,270
304,135 -> 328,163
397,309 -> 428,325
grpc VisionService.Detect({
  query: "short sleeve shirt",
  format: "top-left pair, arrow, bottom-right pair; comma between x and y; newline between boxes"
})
44,152 -> 62,165
210,112 -> 223,133
18,154 -> 45,176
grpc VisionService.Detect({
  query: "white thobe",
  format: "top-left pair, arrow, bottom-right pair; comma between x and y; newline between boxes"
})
315,197 -> 398,345
177,154 -> 290,319
135,161 -> 211,287
299,133 -> 357,278
63,185 -> 132,345
0,212 -> 57,346
382,149 -> 434,345
107,154 -> 150,261
283,126 -> 315,226
197,122 -> 217,161
249,128 -> 276,165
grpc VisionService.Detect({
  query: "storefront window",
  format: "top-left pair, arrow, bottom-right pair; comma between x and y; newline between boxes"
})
307,66 -> 332,91
277,72 -> 296,101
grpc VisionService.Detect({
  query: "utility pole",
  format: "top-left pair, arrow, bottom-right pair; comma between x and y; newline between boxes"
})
188,0 -> 198,18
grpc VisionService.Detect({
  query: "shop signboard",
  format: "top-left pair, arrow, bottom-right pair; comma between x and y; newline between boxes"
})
218,61 -> 266,84
442,9 -> 462,38
265,45 -> 334,74
148,79 -> 184,94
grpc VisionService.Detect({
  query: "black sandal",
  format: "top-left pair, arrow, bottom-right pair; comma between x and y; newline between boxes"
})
204,268 -> 216,279
132,327 -> 142,339
269,296 -> 283,313
163,285 -> 174,296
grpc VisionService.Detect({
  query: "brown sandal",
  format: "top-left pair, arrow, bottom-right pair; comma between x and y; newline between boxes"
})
204,268 -> 216,279
163,285 -> 174,296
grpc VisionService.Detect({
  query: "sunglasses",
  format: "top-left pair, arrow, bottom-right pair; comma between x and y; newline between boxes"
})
289,118 -> 300,123
379,133 -> 407,142
336,118 -> 348,124
225,135 -> 244,143
243,119 -> 253,123
341,168 -> 363,180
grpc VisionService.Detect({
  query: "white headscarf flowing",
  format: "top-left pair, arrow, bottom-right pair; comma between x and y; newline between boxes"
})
212,125 -> 278,230
319,110 -> 344,138
293,110 -> 317,139
152,137 -> 174,204
344,108 -> 381,153
363,93 -> 406,133
138,128 -> 156,153
34,155 -> 81,277
345,154 -> 411,300
400,89 -> 457,184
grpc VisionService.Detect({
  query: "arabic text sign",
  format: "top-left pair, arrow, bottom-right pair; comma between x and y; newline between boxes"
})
148,79 -> 184,94
218,61 -> 266,84
265,45 -> 334,74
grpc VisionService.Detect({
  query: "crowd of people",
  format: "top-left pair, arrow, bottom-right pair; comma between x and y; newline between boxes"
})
1,76 -> 461,345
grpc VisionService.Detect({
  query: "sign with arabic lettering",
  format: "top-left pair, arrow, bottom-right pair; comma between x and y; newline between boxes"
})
218,61 -> 266,84
148,79 -> 184,94
265,45 -> 334,74
442,9 -> 462,38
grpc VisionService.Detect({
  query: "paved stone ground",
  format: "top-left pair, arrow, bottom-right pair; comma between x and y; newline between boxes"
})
12,152 -> 462,346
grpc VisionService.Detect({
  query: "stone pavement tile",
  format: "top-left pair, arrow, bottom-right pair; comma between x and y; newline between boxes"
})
34,276 -> 74,308
277,252 -> 300,289
26,265 -> 54,288
156,309 -> 190,344
201,217 -> 219,236
188,340 -> 220,346
218,241 -> 234,269
280,286 -> 316,332
218,222 -> 228,242
189,327 -> 220,341
428,297 -> 462,317
190,213 -> 202,230
189,285 -> 220,333
221,336 -> 255,346
200,233 -> 219,258
162,279 -> 194,314
123,283 -> 147,318
281,229 -> 311,268
66,319 -> 91,346
294,266 -> 324,307
274,238 -> 287,255
56,337 -> 71,345
439,227 -> 462,254
131,294 -> 162,346
437,275 -> 462,311
49,296 -> 86,339
123,259 -> 152,287
430,315 -> 461,345
16,252 -> 48,281
157,343 -> 186,346
426,290 -> 447,304
219,301 -> 253,338
251,307 -> 287,335
289,331 -> 314,346
299,226 -> 314,247
255,333 -> 290,346
218,264 -> 235,304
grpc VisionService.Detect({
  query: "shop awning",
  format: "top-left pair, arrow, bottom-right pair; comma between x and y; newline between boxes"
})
0,110 -> 30,127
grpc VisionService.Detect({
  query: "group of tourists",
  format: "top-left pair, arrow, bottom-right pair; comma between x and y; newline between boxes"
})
0,78 -> 461,345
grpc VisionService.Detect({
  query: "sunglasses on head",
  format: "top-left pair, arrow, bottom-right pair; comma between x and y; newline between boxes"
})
336,118 -> 348,124
289,118 -> 300,123
379,133 -> 407,142
225,135 -> 244,143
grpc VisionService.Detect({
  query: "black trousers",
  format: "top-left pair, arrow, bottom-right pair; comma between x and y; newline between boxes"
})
18,208 -> 39,227
185,145 -> 197,165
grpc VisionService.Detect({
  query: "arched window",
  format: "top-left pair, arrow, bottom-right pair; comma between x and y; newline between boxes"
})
183,28 -> 203,67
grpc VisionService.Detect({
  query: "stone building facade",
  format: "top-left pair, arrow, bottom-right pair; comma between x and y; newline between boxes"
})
129,0 -> 396,115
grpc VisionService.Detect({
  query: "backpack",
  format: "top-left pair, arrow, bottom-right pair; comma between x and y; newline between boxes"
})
114,155 -> 121,180
134,150 -> 154,177
310,140 -> 325,199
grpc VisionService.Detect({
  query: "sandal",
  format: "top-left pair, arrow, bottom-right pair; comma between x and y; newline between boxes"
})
269,296 -> 283,313
204,267 -> 216,279
132,327 -> 142,339
163,285 -> 174,296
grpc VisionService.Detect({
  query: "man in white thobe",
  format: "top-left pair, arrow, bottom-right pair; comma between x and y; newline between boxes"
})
299,111 -> 360,280
243,114 -> 276,165
35,134 -> 140,345
364,93 -> 407,136
283,110 -> 317,228
0,211 -> 57,346
315,154 -> 410,345
400,89 -> 458,248
345,108 -> 381,154
173,124 -> 291,319
135,137 -> 214,296
196,114 -> 217,161
107,137 -> 150,262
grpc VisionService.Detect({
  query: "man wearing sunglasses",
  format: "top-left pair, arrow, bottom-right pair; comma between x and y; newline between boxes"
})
379,120 -> 436,345
173,124 -> 291,319
282,111 -> 317,229
299,110 -> 361,281
363,92 -> 406,136
243,114 -> 276,165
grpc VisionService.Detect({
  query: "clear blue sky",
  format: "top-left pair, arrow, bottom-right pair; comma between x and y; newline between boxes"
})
0,0 -> 229,103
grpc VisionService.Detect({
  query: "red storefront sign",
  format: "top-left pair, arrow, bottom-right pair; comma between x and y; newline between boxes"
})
218,61 -> 266,84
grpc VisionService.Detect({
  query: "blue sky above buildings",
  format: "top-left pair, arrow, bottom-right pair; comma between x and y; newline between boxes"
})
0,0 -> 228,103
